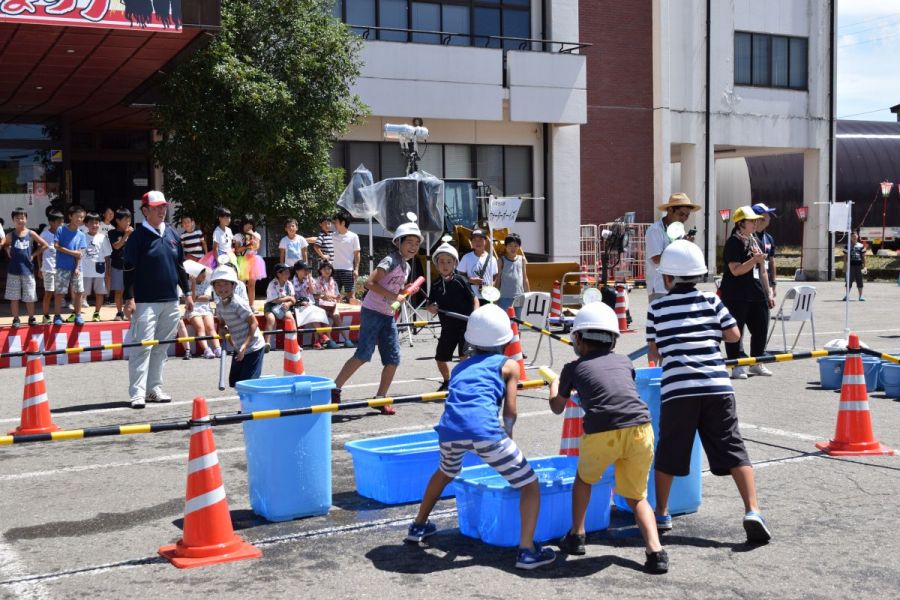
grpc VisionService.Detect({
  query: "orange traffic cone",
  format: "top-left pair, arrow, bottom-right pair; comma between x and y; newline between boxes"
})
815,334 -> 894,457
159,397 -> 262,568
615,283 -> 635,334
504,306 -> 527,381
9,339 -> 59,436
559,395 -> 584,456
283,317 -> 305,376
550,280 -> 562,321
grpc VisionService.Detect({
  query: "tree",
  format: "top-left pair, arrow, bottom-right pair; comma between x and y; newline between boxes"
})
153,0 -> 367,233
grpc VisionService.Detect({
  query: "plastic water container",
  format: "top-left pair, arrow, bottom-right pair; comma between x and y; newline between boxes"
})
817,356 -> 881,392
881,362 -> 900,398
453,455 -> 614,547
236,375 -> 334,521
345,430 -> 481,505
614,369 -> 702,516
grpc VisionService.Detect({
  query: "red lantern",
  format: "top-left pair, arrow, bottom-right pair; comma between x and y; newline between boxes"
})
718,209 -> 731,222
795,206 -> 808,222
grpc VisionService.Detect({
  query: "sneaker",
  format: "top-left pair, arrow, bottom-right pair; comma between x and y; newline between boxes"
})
859,296 -> 866,302
343,339 -> 355,348
27,316 -> 37,326
130,396 -> 145,409
264,343 -> 271,353
91,312 -> 100,322
326,339 -> 338,349
147,388 -> 173,403
41,315 -> 51,325
203,348 -> 216,359
404,520 -> 437,543
66,314 -> 76,323
743,511 -> 772,544
436,380 -> 449,393
10,317 -> 20,328
557,531 -> 586,555
748,364 -> 773,377
213,347 -> 222,358
841,296 -> 848,301
656,514 -> 673,532
730,367 -> 748,380
645,549 -> 669,574
74,315 -> 84,326
330,387 -> 342,404
114,311 -> 124,322
183,351 -> 192,361
53,315 -> 64,326
313,340 -> 323,350
515,545 -> 556,570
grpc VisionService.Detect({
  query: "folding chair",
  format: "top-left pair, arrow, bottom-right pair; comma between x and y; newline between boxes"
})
766,285 -> 816,353
521,292 -> 554,367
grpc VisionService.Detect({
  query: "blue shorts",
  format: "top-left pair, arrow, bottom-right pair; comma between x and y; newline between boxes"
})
229,347 -> 265,388
353,306 -> 400,366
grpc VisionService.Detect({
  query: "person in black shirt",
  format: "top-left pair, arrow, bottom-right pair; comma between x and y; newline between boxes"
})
427,243 -> 478,391
842,231 -> 867,301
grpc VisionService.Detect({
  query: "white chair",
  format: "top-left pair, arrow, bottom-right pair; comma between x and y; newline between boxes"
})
520,292 -> 554,366
766,285 -> 816,352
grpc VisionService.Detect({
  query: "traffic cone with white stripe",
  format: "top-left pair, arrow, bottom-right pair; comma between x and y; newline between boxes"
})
559,395 -> 584,456
159,397 -> 262,568
283,316 -> 305,376
615,283 -> 635,334
504,306 -> 527,381
815,334 -> 894,456
550,280 -> 562,321
9,339 -> 59,435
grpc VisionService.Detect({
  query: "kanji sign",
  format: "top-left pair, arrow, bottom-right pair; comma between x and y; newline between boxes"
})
0,1 -> 182,32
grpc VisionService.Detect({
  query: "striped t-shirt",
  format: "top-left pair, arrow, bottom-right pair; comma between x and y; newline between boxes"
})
181,229 -> 205,256
315,230 -> 334,264
646,286 -> 737,402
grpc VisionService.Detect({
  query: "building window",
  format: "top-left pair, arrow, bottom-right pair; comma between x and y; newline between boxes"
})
333,141 -> 534,221
734,31 -> 808,90
333,1 -> 529,48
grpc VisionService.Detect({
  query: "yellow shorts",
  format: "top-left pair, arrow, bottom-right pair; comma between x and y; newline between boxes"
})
577,422 -> 654,501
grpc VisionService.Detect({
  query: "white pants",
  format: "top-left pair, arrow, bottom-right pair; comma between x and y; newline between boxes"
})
128,301 -> 180,399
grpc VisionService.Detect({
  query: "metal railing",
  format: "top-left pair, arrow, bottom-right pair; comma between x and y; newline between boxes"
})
350,25 -> 590,54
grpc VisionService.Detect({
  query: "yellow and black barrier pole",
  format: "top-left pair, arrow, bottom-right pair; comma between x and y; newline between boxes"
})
724,348 -> 847,368
0,379 -> 549,446
511,317 -> 573,346
860,348 -> 900,364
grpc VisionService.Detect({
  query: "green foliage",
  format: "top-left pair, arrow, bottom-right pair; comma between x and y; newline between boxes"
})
153,0 -> 367,233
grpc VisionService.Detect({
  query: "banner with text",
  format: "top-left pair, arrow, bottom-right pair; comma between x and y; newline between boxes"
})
0,1 -> 182,32
488,196 -> 522,231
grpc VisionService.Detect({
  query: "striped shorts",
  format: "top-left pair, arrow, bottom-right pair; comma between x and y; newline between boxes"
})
439,436 -> 537,489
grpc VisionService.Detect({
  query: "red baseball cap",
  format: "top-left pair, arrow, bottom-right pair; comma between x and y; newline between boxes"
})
141,190 -> 168,207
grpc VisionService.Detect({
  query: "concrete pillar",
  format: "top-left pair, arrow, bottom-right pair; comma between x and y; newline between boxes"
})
677,142 -> 716,270
549,124 -> 581,262
652,0 -> 672,211
802,149 -> 830,280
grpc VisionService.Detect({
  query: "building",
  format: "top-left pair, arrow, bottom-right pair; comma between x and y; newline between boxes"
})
580,0 -> 836,279
0,1 -> 220,222
328,0 -> 587,263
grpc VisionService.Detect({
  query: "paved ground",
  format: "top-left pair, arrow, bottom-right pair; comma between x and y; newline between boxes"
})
1,281 -> 898,599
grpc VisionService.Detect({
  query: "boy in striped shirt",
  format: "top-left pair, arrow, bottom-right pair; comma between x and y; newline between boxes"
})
646,240 -> 771,544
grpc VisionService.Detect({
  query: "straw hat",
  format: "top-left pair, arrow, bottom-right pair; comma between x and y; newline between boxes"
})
657,193 -> 701,213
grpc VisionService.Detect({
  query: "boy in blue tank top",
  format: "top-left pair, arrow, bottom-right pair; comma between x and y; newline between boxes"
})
405,304 -> 556,570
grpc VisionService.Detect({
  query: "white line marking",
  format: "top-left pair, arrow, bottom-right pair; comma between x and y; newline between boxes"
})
741,422 -> 821,442
0,539 -> 52,599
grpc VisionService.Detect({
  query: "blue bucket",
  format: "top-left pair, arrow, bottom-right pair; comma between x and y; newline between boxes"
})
236,375 -> 335,521
817,356 -> 881,392
614,369 -> 702,516
881,362 -> 900,398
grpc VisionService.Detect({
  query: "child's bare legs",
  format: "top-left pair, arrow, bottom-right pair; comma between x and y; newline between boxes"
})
436,360 -> 451,383
414,470 -> 455,524
730,465 -> 760,513
43,291 -> 52,317
10,299 -> 20,320
332,311 -> 346,342
518,480 -> 541,550
570,474 -> 592,535
114,290 -> 124,313
94,294 -> 104,316
24,301 -> 35,319
203,315 -> 221,350
627,497 -> 663,553
247,278 -> 257,309
654,470 -> 674,518
54,293 -> 64,316
176,319 -> 191,356
334,357 -> 366,389
265,312 -> 277,346
190,316 -> 209,353
72,292 -> 83,316
377,364 -> 398,397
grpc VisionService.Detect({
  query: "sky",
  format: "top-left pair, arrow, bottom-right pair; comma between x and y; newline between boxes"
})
837,1 -> 900,121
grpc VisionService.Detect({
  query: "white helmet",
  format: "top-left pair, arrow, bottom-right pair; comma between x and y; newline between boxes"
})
659,239 -> 707,277
572,302 -> 620,341
210,266 -> 239,285
392,221 -> 423,245
464,304 -> 513,348
432,242 -> 459,265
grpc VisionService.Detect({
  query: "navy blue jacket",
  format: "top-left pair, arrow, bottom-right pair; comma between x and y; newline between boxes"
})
122,223 -> 190,303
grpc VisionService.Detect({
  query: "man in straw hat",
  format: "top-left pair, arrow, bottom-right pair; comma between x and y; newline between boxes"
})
645,193 -> 701,301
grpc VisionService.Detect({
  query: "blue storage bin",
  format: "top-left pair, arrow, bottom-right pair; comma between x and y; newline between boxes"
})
345,430 -> 481,505
452,455 -> 614,547
817,356 -> 881,392
236,375 -> 335,521
614,369 -> 702,516
881,362 -> 900,398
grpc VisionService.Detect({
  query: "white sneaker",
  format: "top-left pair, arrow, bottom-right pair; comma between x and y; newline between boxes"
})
147,388 -> 172,403
731,367 -> 748,380
130,396 -> 145,409
748,364 -> 773,376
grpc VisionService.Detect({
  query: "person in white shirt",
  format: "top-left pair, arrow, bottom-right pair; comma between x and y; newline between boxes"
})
458,229 -> 499,301
82,212 -> 113,322
278,218 -> 309,264
212,207 -> 234,257
645,193 -> 701,301
332,212 -> 360,301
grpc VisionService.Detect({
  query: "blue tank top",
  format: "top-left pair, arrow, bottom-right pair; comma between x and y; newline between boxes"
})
9,230 -> 34,276
435,353 -> 509,442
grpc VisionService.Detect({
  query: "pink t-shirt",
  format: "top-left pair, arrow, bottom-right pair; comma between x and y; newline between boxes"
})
314,276 -> 339,307
362,252 -> 411,315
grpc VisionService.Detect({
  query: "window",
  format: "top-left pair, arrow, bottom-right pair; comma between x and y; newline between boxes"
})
411,2 -> 440,44
734,31 -> 808,90
443,4 -> 469,46
473,7 -> 501,48
346,0 -> 376,36
379,0 -> 408,41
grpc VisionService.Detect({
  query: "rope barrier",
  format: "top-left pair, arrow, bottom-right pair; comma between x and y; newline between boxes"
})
0,379 -> 549,446
724,348 -> 847,367
0,320 -> 438,361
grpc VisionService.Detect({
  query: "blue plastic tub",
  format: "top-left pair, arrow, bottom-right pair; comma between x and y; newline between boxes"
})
817,356 -> 881,392
452,455 -> 614,547
881,362 -> 900,398
345,430 -> 481,505
236,375 -> 335,521
614,370 -> 702,516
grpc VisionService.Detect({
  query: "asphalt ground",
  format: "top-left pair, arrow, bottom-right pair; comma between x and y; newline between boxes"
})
1,281 -> 898,599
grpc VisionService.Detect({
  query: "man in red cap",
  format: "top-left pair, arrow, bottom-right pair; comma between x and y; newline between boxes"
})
122,191 -> 193,409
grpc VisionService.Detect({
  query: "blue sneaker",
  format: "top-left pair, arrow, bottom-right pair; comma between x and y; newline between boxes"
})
53,315 -> 64,326
743,511 -> 771,544
74,314 -> 84,326
515,545 -> 556,570
404,521 -> 437,543
656,514 -> 673,532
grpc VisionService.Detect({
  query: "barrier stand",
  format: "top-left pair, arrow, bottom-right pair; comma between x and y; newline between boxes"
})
8,339 -> 60,435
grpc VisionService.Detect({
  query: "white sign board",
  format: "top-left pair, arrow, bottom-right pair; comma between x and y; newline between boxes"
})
488,196 -> 522,230
828,202 -> 851,232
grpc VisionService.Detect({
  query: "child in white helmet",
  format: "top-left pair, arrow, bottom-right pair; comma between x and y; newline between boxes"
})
330,220 -> 422,414
211,266 -> 266,387
426,242 -> 478,391
646,240 -> 771,544
405,304 -> 556,571
548,301 -> 667,573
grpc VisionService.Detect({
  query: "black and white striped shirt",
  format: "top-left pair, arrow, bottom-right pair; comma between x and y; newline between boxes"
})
646,287 -> 737,402
181,229 -> 205,256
